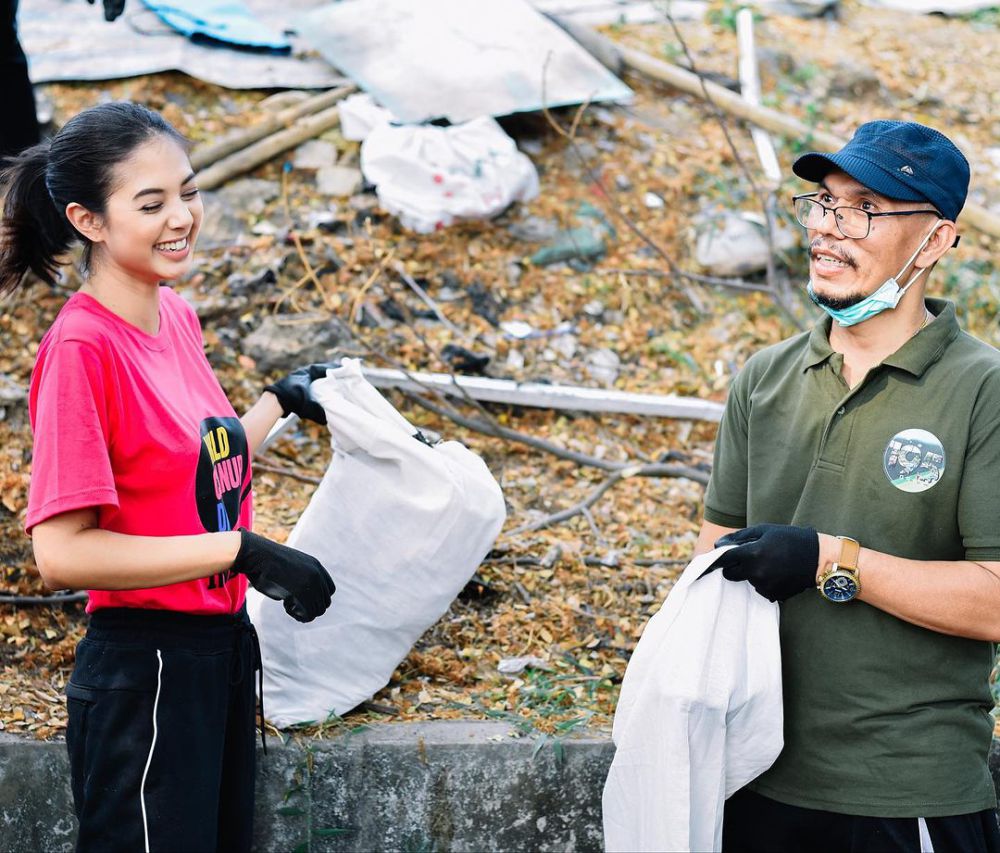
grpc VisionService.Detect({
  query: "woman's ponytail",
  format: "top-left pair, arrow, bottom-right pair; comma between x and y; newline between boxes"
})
0,142 -> 78,296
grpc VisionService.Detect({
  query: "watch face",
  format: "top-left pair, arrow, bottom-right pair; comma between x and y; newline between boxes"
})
822,572 -> 858,602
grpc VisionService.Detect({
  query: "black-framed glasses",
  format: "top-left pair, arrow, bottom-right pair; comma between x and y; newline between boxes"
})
792,193 -> 942,240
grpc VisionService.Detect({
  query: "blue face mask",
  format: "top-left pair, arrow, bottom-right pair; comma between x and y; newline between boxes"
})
807,223 -> 940,328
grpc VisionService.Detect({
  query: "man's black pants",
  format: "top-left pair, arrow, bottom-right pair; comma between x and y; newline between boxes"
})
1,0 -> 40,159
724,787 -> 1000,853
66,607 -> 261,853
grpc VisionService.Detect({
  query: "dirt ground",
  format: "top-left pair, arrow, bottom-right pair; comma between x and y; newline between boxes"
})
1,0 -> 999,741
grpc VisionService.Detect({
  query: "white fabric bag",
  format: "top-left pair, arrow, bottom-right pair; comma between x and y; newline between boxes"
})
247,359 -> 506,727
602,547 -> 783,853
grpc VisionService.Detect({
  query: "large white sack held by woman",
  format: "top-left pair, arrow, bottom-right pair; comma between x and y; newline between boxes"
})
603,547 -> 783,852
247,359 -> 506,727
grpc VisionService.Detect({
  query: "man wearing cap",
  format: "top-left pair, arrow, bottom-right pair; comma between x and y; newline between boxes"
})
696,120 -> 1000,851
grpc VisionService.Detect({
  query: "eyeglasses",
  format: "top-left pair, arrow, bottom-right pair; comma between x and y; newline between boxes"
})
792,193 -> 942,240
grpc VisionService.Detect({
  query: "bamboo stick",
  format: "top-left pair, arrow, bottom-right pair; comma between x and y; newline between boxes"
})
190,84 -> 355,172
195,105 -> 344,190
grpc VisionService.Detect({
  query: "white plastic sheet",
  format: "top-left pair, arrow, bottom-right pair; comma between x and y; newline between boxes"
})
603,548 -> 783,853
247,359 -> 506,726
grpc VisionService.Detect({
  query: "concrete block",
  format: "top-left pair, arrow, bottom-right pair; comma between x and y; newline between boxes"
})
0,735 -> 76,852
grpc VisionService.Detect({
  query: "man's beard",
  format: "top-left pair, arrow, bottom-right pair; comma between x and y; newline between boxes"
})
810,287 -> 867,311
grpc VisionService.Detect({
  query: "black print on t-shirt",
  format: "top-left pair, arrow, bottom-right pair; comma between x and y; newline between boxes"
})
196,417 -> 248,590
196,416 -> 248,532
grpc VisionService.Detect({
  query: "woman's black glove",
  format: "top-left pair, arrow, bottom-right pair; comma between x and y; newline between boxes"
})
264,363 -> 335,425
233,529 -> 335,622
708,523 -> 819,603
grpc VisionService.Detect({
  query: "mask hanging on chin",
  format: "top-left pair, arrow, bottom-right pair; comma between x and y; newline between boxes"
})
807,222 -> 940,328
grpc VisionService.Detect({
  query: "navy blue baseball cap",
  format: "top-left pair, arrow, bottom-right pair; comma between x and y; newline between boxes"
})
792,120 -> 970,223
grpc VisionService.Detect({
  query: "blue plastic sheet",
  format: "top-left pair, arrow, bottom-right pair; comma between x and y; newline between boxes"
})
140,0 -> 292,53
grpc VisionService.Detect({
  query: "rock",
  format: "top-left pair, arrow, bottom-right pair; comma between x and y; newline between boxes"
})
505,348 -> 525,370
176,285 -> 250,322
550,334 -> 578,360
293,140 -> 339,170
217,178 -> 280,216
583,300 -> 605,319
0,374 -> 27,427
198,191 -> 247,245
242,314 -> 348,375
506,215 -> 560,243
585,349 -> 621,386
316,165 -> 363,197
826,62 -> 882,99
643,192 -> 665,209
695,211 -> 798,277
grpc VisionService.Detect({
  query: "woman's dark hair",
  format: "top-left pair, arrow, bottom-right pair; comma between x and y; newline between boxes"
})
0,101 -> 187,296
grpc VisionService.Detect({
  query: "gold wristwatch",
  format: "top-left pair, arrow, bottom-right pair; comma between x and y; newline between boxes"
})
817,536 -> 861,603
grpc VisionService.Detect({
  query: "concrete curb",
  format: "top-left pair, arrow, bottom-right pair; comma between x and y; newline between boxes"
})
3,724 -> 1000,851
0,722 -> 614,852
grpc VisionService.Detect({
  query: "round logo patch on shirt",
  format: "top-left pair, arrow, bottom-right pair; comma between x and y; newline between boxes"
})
883,429 -> 945,493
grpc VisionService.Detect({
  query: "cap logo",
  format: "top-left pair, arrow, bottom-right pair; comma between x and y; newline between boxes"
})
900,165 -> 915,175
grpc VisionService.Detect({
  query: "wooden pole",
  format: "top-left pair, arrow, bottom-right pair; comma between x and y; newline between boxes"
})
195,105 -> 345,190
556,18 -> 1000,239
189,84 -> 355,172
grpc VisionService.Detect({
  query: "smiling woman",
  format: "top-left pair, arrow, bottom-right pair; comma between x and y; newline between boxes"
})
0,102 -> 338,851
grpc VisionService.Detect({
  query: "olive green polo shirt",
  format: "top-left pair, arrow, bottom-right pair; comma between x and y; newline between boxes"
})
705,298 -> 1000,817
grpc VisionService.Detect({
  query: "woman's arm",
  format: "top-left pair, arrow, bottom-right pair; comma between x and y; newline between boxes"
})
31,508 -> 241,591
240,391 -> 284,457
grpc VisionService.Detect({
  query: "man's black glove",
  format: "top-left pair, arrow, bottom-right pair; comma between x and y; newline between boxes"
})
87,0 -> 127,22
233,529 -> 335,622
708,523 -> 819,603
264,363 -> 335,425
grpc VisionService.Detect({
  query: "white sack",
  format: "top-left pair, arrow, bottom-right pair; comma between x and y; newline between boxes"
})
360,116 -> 539,233
603,547 -> 783,853
247,359 -> 506,727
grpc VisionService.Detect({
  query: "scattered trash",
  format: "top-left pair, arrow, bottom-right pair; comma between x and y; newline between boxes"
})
500,320 -> 576,340
643,191 -> 665,209
467,281 -> 506,328
441,344 -> 492,375
498,655 -> 553,675
530,226 -> 607,266
530,202 -> 615,267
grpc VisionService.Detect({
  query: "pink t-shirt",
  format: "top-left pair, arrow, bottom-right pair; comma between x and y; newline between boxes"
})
26,287 -> 251,614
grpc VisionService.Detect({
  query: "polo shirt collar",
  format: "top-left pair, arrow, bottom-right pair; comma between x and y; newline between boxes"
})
800,297 -> 960,378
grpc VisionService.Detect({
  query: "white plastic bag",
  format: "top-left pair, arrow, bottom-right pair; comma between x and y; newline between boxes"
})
247,359 -> 506,727
602,547 -> 783,853
361,119 -> 539,233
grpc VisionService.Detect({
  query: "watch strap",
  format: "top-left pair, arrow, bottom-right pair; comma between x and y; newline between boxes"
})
835,535 -> 860,571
